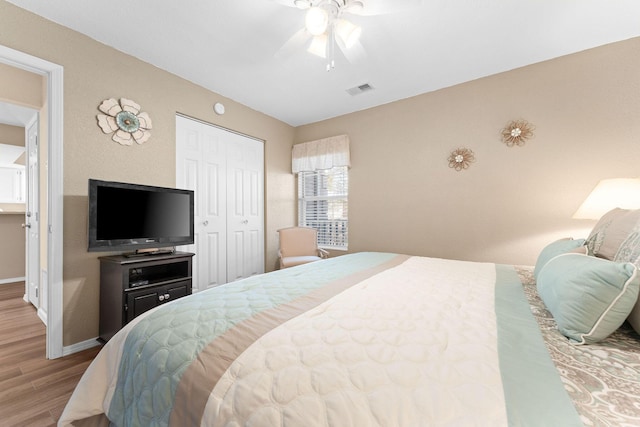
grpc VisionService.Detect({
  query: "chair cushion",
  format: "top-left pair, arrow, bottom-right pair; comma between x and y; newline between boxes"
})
281,256 -> 322,268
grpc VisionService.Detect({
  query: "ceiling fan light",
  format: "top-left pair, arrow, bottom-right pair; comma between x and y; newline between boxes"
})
305,6 -> 329,36
307,34 -> 328,58
294,0 -> 311,9
335,19 -> 362,48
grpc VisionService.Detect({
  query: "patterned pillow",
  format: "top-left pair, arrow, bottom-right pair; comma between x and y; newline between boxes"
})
585,209 -> 640,260
616,232 -> 640,334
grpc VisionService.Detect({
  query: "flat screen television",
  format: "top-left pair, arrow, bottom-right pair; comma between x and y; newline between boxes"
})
88,179 -> 194,254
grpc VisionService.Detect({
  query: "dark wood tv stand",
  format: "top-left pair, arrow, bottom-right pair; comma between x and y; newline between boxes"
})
98,251 -> 195,342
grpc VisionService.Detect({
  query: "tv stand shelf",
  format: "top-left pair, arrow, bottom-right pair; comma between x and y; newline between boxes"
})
98,251 -> 195,342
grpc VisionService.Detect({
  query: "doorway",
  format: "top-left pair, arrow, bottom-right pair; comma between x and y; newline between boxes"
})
0,104 -> 39,317
0,44 -> 64,359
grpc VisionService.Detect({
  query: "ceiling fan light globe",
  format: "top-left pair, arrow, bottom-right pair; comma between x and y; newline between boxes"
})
305,7 -> 329,36
307,34 -> 328,58
335,19 -> 362,48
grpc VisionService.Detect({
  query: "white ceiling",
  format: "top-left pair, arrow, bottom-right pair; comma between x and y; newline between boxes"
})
5,0 -> 640,126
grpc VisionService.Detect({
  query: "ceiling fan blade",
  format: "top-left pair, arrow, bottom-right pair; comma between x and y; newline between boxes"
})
274,27 -> 312,59
337,39 -> 366,64
346,0 -> 423,16
270,0 -> 298,8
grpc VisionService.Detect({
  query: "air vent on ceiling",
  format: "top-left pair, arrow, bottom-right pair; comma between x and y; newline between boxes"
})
346,83 -> 374,96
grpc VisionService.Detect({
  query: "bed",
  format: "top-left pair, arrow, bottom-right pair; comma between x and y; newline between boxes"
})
59,212 -> 640,427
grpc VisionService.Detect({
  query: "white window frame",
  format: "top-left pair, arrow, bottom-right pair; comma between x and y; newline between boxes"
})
298,166 -> 348,250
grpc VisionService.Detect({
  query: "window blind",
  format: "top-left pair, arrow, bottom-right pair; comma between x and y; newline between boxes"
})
298,166 -> 348,249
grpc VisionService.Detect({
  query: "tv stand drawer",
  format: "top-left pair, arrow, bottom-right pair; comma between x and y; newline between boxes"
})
125,279 -> 191,323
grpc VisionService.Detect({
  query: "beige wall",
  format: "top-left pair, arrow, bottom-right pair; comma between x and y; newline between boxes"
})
0,123 -> 24,146
0,1 -> 296,346
0,61 -> 43,107
296,37 -> 640,266
0,214 -> 25,281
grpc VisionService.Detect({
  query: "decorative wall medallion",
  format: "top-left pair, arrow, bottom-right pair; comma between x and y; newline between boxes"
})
96,98 -> 152,145
448,148 -> 475,171
501,119 -> 534,147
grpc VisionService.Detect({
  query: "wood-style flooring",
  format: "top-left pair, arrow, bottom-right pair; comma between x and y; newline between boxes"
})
0,281 -> 101,426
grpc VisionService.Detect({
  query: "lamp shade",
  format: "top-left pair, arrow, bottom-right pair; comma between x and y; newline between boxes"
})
573,178 -> 640,219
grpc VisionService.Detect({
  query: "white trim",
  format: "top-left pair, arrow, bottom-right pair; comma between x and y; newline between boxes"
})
0,277 -> 26,285
62,337 -> 101,356
0,45 -> 64,359
37,306 -> 47,325
48,64 -> 64,359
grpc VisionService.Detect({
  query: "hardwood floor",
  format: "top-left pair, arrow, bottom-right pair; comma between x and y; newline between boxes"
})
0,282 -> 101,426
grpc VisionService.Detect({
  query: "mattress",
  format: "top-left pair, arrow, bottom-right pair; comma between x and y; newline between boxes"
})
58,253 -> 640,426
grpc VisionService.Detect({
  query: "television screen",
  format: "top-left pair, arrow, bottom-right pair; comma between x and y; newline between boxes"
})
88,179 -> 194,253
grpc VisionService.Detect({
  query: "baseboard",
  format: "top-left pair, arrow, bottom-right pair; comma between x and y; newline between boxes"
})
62,337 -> 102,356
0,276 -> 26,285
37,307 -> 47,326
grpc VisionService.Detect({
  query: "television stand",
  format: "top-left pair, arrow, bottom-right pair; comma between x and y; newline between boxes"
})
124,247 -> 176,258
99,251 -> 194,342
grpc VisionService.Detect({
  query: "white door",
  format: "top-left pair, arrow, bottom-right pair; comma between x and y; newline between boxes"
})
25,115 -> 40,310
226,133 -> 264,281
176,116 -> 264,291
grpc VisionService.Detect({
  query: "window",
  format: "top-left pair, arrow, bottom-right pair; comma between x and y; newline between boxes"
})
298,166 -> 348,250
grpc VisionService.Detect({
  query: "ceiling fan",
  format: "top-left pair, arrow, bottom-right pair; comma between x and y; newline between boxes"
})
273,0 -> 422,71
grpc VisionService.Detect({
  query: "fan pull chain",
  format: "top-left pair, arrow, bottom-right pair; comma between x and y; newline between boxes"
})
326,25 -> 336,71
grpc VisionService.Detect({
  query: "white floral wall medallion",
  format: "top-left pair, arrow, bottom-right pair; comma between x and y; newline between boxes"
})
96,98 -> 152,145
501,119 -> 534,147
448,148 -> 475,171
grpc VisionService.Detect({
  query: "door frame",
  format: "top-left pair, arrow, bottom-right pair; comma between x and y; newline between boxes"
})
0,45 -> 64,359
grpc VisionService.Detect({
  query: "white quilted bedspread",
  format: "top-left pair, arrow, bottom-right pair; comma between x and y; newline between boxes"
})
205,257 -> 507,426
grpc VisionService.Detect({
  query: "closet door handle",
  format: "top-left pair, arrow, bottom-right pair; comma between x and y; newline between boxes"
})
203,220 -> 209,226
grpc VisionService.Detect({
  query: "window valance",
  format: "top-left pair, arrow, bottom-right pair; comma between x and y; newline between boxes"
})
292,134 -> 350,173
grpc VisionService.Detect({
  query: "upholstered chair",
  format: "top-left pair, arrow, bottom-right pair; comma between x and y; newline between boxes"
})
277,226 -> 328,269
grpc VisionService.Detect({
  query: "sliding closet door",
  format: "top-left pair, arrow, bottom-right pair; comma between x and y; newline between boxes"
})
176,115 -> 264,291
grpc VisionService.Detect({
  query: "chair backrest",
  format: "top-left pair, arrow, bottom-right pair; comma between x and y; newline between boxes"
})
278,227 -> 319,257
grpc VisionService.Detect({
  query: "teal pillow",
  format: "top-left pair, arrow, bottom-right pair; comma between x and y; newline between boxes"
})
536,253 -> 640,344
534,238 -> 586,280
